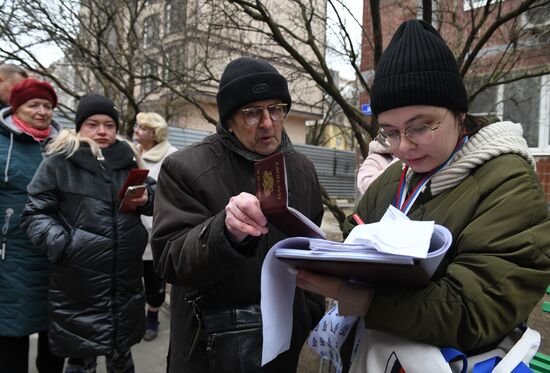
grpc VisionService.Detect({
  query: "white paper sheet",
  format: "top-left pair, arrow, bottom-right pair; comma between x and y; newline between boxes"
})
343,220 -> 434,258
260,237 -> 306,365
260,205 -> 452,365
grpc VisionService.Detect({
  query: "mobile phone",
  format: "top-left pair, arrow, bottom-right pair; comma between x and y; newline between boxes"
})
119,184 -> 147,213
118,168 -> 149,199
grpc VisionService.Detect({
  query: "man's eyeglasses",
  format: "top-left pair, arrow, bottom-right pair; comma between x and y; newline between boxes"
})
241,103 -> 289,126
376,110 -> 449,148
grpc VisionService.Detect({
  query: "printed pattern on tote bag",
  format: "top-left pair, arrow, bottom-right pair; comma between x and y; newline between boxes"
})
385,352 -> 406,373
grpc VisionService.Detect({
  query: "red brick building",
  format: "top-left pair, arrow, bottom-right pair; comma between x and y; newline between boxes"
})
360,0 -> 550,201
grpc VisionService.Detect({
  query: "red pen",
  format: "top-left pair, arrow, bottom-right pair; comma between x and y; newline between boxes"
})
352,213 -> 365,225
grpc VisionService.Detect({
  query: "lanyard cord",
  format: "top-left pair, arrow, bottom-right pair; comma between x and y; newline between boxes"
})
393,136 -> 469,215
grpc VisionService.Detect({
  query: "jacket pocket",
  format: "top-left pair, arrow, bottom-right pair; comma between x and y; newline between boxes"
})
205,326 -> 262,373
48,226 -> 73,264
202,305 -> 263,373
1,208 -> 14,260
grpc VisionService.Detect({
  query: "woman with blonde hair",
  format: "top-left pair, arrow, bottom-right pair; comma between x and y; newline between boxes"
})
133,111 -> 177,341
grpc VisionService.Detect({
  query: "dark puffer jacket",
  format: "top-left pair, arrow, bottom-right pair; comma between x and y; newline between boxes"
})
21,138 -> 153,357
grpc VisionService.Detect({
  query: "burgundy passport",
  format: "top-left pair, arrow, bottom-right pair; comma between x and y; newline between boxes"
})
255,152 -> 325,239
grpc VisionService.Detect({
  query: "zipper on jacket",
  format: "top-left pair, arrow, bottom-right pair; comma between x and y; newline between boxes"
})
1,208 -> 13,260
97,149 -> 106,170
206,325 -> 262,352
185,291 -> 202,359
111,205 -> 119,351
4,133 -> 14,184
106,163 -> 119,353
99,150 -> 117,352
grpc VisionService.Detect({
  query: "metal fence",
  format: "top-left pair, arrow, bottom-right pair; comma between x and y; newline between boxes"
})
54,114 -> 357,200
167,127 -> 357,200
294,143 -> 356,200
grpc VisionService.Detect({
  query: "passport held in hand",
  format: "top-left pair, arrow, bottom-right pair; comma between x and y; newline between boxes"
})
117,168 -> 149,213
119,184 -> 147,213
255,152 -> 325,239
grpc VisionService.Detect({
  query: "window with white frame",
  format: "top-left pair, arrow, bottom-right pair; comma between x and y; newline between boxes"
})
165,2 -> 173,34
522,2 -> 550,28
521,2 -> 550,47
165,0 -> 185,35
163,48 -> 183,82
142,63 -> 158,94
463,0 -> 502,11
416,0 -> 438,23
470,75 -> 550,153
143,15 -> 159,49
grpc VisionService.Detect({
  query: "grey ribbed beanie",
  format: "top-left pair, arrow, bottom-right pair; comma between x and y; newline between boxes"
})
370,20 -> 468,116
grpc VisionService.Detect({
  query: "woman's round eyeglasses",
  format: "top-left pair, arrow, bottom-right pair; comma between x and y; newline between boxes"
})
375,110 -> 449,148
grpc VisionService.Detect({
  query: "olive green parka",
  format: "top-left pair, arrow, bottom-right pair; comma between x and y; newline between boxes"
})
347,121 -> 550,353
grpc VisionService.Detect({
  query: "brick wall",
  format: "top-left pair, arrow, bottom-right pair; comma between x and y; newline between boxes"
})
536,157 -> 550,203
359,0 -> 550,103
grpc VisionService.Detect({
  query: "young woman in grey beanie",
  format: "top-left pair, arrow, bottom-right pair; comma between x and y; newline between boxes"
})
293,19 -> 550,371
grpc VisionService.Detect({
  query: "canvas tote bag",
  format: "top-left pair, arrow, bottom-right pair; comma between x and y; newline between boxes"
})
349,326 -> 540,373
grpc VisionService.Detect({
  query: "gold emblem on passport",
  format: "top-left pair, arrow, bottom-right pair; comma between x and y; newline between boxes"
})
262,170 -> 274,197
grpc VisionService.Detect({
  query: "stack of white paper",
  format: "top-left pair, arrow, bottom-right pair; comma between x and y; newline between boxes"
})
260,205 -> 454,365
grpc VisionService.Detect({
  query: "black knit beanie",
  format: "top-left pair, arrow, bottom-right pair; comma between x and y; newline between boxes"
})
216,57 -> 292,126
75,93 -> 120,132
370,20 -> 468,116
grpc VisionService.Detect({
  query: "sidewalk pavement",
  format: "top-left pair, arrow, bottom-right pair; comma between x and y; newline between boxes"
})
29,305 -> 170,373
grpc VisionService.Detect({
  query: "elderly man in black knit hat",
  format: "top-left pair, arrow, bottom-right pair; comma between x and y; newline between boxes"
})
152,57 -> 325,373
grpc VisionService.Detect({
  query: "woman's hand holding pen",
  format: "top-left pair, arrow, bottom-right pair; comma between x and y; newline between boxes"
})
352,213 -> 365,225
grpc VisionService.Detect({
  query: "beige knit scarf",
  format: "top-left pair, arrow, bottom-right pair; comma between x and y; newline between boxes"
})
405,121 -> 535,197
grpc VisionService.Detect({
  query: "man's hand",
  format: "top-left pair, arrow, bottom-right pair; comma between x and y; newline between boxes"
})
225,192 -> 268,242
